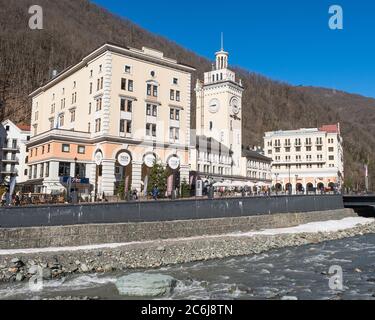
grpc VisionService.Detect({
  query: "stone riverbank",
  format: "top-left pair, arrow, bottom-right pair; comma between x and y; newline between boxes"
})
0,218 -> 374,283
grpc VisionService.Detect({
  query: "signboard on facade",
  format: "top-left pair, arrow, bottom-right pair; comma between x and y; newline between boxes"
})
117,152 -> 131,167
168,156 -> 180,170
144,154 -> 156,168
95,151 -> 103,166
60,177 -> 90,185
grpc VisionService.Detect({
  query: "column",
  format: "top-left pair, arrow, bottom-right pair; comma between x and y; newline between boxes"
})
131,161 -> 142,192
101,159 -> 116,197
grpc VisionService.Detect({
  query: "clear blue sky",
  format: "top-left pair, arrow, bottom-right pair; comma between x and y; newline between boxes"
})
92,0 -> 375,98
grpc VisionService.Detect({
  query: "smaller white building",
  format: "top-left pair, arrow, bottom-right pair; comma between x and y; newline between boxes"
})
264,123 -> 344,193
0,120 -> 31,185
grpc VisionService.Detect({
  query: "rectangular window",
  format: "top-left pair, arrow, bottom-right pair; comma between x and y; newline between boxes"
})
50,119 -> 54,130
47,144 -> 50,153
329,156 -> 335,161
100,77 -> 103,90
152,105 -> 157,117
45,162 -> 49,178
147,84 -> 152,96
89,103 -> 92,115
170,109 -> 174,120
59,114 -> 64,127
170,89 -> 175,100
120,98 -> 126,112
146,124 -> 156,137
95,119 -> 101,132
120,119 -> 125,133
173,78 -> 178,85
176,91 -> 180,102
58,162 -> 71,177
121,78 -> 126,90
153,86 -> 158,97
75,163 -> 86,179
125,65 -> 131,73
88,122 -> 91,133
126,120 -> 132,134
62,144 -> 70,153
89,82 -> 93,94
78,146 -> 85,154
127,100 -> 132,113
128,80 -> 134,92
70,109 -> 76,122
96,98 -> 102,111
40,164 -> 44,178
146,104 -> 151,116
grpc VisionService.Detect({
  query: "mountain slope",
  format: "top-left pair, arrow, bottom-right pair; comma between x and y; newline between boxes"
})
1,0 -> 374,189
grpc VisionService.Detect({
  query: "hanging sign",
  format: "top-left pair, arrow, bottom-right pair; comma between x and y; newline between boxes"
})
117,152 -> 131,167
168,156 -> 180,170
144,154 -> 156,168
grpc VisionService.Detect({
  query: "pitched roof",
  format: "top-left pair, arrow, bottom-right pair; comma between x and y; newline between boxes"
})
17,124 -> 31,132
319,123 -> 340,134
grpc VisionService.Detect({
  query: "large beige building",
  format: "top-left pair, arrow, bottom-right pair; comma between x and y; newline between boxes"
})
28,43 -> 195,197
264,124 -> 344,193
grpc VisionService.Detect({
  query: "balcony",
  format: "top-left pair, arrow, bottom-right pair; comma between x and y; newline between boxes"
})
305,142 -> 312,147
2,145 -> 20,152
1,156 -> 19,164
1,168 -> 18,175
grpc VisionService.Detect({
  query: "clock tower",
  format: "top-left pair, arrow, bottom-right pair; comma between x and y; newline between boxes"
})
195,41 -> 244,176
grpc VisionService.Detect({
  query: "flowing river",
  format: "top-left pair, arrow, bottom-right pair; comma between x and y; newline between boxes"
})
1,234 -> 375,300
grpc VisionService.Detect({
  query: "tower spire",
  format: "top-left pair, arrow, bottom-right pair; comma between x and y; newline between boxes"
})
221,32 -> 224,51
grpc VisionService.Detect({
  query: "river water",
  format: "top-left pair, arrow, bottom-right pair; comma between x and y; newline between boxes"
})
1,234 -> 375,300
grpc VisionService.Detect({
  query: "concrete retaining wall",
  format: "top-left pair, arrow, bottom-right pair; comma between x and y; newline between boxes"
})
0,208 -> 355,250
0,195 -> 344,228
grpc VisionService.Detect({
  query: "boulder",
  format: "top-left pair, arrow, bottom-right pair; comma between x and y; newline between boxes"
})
115,273 -> 177,297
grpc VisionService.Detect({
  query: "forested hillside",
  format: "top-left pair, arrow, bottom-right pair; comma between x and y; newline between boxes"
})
1,0 -> 374,189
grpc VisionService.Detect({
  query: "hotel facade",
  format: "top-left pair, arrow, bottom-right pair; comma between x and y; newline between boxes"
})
28,44 -> 195,197
264,124 -> 344,193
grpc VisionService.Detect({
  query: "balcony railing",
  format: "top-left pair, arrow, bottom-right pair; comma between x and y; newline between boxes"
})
2,145 -> 20,151
1,168 -> 18,175
1,157 -> 19,163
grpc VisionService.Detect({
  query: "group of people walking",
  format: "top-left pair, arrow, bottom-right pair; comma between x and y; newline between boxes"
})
1,190 -> 31,207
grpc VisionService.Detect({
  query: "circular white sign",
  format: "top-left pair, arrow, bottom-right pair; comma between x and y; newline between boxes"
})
117,152 -> 131,167
168,156 -> 180,170
95,152 -> 103,166
144,154 -> 156,168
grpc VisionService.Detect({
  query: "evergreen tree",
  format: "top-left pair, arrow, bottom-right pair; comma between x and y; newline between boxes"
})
147,161 -> 168,197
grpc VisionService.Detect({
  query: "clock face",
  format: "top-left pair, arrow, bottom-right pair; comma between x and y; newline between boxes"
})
231,98 -> 240,115
209,98 -> 220,113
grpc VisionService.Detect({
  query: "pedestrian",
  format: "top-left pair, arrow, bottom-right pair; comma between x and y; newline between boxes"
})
14,192 -> 21,206
1,191 -> 7,206
132,189 -> 138,201
152,185 -> 159,200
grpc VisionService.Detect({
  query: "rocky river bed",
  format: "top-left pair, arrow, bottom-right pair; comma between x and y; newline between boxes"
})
0,218 -> 374,300
1,232 -> 375,300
